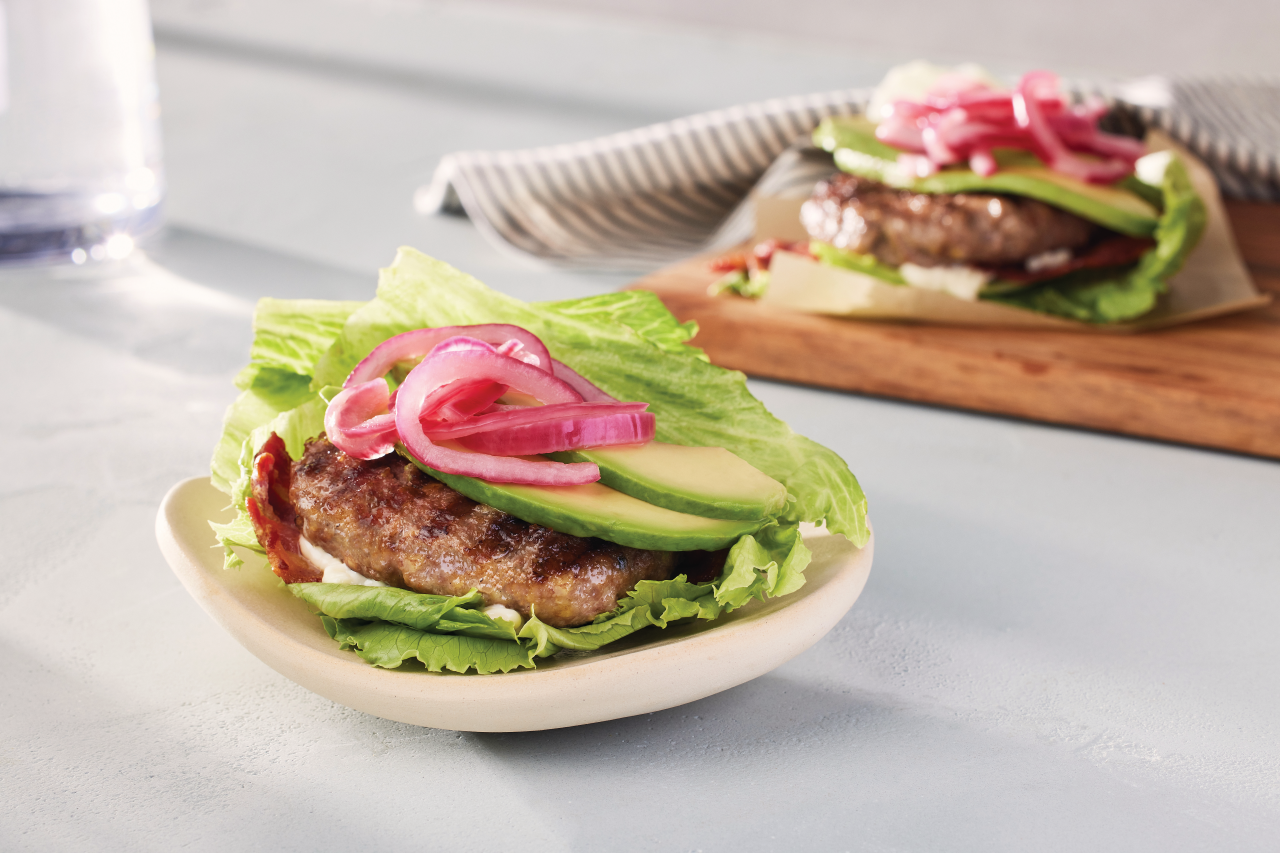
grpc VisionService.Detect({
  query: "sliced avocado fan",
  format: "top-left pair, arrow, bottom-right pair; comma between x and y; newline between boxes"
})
549,442 -> 788,522
398,447 -> 764,552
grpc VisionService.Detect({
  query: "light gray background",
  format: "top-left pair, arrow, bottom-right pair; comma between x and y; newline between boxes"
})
2,1 -> 1278,850
512,0 -> 1280,78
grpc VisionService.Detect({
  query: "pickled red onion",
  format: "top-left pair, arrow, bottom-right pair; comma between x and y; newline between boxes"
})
428,335 -> 508,357
550,359 -> 616,402
1011,71 -> 1133,184
422,401 -> 648,440
457,412 -> 656,456
395,350 -> 600,485
324,379 -> 399,460
344,324 -> 552,387
418,379 -> 509,423
874,70 -> 1143,184
327,324 -> 662,485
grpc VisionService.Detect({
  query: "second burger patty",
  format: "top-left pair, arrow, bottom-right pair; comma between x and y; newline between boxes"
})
291,438 -> 676,628
801,173 -> 1097,269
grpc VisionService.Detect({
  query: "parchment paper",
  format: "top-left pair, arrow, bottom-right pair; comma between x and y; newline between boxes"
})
756,133 -> 1270,332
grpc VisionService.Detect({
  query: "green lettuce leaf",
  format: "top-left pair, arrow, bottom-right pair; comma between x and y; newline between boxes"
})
811,242 -> 905,284
709,268 -> 770,298
209,396 -> 327,569
519,520 -> 809,654
210,298 -> 361,566
233,298 -> 365,392
519,575 -> 722,655
290,584 -> 543,673
541,290 -> 708,361
716,523 -> 811,609
312,249 -> 868,546
212,297 -> 361,493
291,584 -> 486,628
989,155 -> 1206,323
323,620 -> 542,673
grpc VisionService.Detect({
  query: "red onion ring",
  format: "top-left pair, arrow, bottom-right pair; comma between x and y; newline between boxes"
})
457,412 -> 656,456
344,324 -> 553,387
395,349 -> 599,485
550,359 -> 616,402
1012,72 -> 1133,184
423,401 -> 648,440
418,379 -> 510,424
324,379 -> 399,460
326,325 -> 660,485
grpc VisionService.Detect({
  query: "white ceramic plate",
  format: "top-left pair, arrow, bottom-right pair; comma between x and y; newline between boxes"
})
156,477 -> 873,732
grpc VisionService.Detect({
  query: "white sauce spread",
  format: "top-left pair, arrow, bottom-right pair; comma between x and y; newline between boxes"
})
483,604 -> 524,631
1025,248 -> 1072,273
299,537 -> 386,587
900,263 -> 992,301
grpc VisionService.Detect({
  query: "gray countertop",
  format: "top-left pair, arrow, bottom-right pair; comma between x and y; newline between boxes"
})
3,2 -> 1278,850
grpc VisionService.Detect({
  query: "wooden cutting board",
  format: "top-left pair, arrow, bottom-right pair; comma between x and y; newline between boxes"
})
630,201 -> 1280,459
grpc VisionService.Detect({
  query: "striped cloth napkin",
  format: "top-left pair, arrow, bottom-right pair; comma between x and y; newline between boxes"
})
417,78 -> 1280,271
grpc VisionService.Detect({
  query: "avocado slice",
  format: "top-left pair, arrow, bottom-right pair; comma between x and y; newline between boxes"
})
397,447 -> 762,551
548,442 -> 788,522
812,116 -> 1159,238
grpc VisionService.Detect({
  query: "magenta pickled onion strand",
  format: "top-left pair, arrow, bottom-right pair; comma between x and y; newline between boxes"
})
395,350 -> 597,485
1011,74 -> 1063,155
475,402 -> 521,415
438,381 -> 508,420
345,413 -> 397,439
1050,117 -> 1145,162
428,336 -> 500,356
426,335 -> 543,368
921,127 -> 956,165
1012,74 -> 1132,184
344,324 -> 552,387
876,116 -> 925,152
936,121 -> 1027,153
324,379 -> 399,460
423,401 -> 648,440
493,339 -> 542,365
872,70 -> 1144,183
417,378 -> 510,424
551,359 -> 617,402
457,412 -> 657,457
404,433 -> 600,486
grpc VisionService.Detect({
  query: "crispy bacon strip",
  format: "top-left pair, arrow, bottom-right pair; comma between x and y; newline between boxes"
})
985,234 -> 1156,286
246,433 -> 322,583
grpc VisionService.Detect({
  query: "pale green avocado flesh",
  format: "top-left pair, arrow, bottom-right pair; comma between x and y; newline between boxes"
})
814,116 -> 1160,238
398,446 -> 762,552
549,442 -> 788,522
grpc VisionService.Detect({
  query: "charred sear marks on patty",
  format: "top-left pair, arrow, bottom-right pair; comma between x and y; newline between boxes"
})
801,173 -> 1097,269
289,438 -> 676,627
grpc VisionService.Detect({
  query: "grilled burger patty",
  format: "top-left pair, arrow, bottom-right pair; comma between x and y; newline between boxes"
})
801,173 -> 1097,269
285,437 -> 676,628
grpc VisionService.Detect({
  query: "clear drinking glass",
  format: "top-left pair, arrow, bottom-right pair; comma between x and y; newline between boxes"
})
0,0 -> 163,265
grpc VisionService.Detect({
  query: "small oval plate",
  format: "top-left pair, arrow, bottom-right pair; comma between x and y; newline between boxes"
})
156,477 -> 873,732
